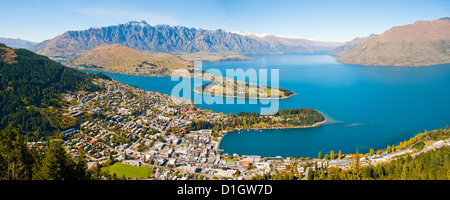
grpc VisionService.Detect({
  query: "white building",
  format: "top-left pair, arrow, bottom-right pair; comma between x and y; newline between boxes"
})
123,160 -> 141,167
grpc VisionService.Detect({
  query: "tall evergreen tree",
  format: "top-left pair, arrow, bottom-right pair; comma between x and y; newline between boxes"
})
0,124 -> 36,180
33,138 -> 77,180
74,147 -> 89,180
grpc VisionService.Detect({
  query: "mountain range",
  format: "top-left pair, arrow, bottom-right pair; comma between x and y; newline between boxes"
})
337,17 -> 450,66
31,20 -> 342,59
0,37 -> 37,49
234,31 -> 343,54
7,18 -> 450,67
328,34 -> 378,57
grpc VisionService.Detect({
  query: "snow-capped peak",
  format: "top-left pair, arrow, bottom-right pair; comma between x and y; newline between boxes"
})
231,31 -> 271,38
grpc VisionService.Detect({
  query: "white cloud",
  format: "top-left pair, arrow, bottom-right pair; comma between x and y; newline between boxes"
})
75,7 -> 179,25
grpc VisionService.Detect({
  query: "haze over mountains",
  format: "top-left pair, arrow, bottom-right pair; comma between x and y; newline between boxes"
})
233,31 -> 343,54
337,17 -> 450,66
31,20 -> 342,59
0,37 -> 37,49
328,34 -> 379,57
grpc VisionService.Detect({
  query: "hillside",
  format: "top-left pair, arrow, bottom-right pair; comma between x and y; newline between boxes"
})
328,34 -> 378,57
337,18 -> 450,66
0,43 -> 108,137
72,44 -> 193,74
31,21 -> 341,58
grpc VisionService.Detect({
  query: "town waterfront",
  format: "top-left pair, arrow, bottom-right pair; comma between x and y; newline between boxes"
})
83,52 -> 450,158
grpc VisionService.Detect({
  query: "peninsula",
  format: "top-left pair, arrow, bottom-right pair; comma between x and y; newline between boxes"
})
189,108 -> 326,137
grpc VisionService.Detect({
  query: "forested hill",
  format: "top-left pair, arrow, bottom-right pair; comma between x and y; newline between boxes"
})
0,43 -> 109,138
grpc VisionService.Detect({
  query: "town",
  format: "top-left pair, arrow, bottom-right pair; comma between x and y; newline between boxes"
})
53,78 -> 450,180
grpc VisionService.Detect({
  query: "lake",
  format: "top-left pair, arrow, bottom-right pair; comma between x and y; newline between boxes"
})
83,52 -> 450,158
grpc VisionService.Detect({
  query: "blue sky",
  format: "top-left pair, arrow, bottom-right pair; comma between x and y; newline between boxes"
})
0,0 -> 448,42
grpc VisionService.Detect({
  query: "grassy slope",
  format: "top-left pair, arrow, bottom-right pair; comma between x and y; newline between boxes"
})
73,44 -> 193,72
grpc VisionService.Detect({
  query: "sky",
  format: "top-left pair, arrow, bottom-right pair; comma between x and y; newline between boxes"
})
0,0 -> 448,43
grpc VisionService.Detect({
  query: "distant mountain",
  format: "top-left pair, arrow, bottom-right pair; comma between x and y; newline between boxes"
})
233,31 -> 343,53
328,34 -> 378,57
72,44 -> 193,73
32,20 -> 341,58
0,37 -> 37,49
337,18 -> 450,66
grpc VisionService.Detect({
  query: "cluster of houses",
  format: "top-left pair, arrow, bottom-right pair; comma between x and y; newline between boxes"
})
59,78 -> 449,180
59,79 -> 232,176
60,78 -> 364,179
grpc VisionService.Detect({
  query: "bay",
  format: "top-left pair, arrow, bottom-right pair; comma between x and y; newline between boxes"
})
83,52 -> 450,158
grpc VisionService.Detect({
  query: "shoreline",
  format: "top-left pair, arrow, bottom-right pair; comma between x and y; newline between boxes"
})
181,54 -> 255,62
230,118 -> 327,132
80,67 -> 296,100
77,67 -> 172,77
216,118 -> 327,151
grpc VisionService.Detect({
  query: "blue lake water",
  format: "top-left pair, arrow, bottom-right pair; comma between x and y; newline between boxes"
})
83,53 -> 450,158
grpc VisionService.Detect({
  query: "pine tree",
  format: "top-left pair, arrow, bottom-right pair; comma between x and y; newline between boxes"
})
89,161 -> 103,180
74,147 -> 89,180
33,138 -> 76,180
318,151 -> 322,160
0,124 -> 36,180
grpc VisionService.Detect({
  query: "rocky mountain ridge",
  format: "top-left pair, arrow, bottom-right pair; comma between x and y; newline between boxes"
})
32,20 -> 341,58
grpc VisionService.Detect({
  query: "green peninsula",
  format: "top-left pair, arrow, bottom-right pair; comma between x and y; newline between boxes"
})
189,108 -> 326,136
